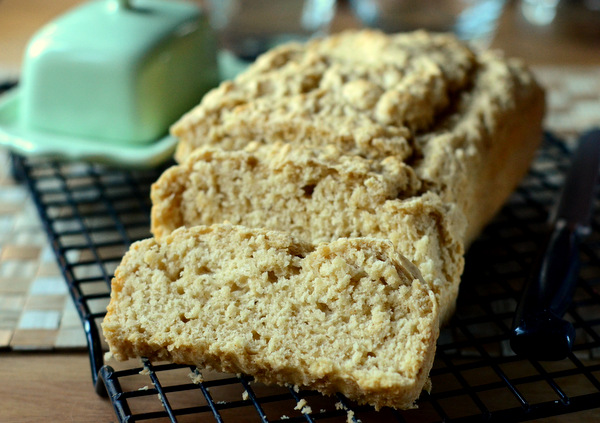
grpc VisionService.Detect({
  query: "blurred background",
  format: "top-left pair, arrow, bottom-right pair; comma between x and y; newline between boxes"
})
1,0 -> 600,81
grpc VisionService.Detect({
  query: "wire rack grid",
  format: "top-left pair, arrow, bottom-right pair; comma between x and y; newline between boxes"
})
11,132 -> 600,422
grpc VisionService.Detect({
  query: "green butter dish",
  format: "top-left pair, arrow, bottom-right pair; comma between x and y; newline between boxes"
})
0,0 -> 218,168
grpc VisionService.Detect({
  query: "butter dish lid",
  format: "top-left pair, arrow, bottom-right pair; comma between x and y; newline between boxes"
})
25,0 -> 204,61
18,0 -> 218,148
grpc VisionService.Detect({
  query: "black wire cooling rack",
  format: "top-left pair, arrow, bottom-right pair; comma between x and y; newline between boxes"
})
11,132 -> 600,422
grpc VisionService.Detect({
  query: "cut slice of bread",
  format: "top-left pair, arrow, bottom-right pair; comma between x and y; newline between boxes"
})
151,144 -> 465,323
102,224 -> 439,410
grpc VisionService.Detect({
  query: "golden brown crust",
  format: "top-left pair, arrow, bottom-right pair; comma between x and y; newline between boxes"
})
172,30 -> 477,163
413,51 -> 546,244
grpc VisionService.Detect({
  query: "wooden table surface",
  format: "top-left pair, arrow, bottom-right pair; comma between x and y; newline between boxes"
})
1,1 -> 600,422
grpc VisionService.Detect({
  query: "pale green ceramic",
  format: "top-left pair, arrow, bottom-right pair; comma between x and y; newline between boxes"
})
20,0 -> 218,145
0,89 -> 178,168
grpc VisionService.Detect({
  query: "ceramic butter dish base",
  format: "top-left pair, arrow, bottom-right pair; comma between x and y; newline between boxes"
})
0,89 -> 177,169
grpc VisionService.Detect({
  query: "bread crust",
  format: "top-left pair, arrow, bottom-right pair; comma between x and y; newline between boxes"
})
172,30 -> 477,163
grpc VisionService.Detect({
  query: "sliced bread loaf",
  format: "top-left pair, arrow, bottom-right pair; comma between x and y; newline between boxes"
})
104,29 -> 546,410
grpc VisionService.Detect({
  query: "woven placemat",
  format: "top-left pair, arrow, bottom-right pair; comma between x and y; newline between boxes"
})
0,65 -> 598,351
0,149 -> 86,350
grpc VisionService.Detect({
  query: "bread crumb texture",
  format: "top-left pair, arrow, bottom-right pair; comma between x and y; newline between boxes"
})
152,143 -> 465,323
102,224 -> 439,410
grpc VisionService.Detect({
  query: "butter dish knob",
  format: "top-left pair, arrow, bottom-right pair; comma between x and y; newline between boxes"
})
113,0 -> 132,10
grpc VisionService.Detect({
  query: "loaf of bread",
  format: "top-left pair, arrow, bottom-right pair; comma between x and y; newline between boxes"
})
171,30 -> 545,244
102,224 -> 439,410
151,143 -> 465,323
104,29 -> 546,410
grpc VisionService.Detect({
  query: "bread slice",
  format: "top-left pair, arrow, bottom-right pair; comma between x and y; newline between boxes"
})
151,144 -> 465,323
102,224 -> 439,410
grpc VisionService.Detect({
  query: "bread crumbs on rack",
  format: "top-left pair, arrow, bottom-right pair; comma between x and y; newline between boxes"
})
294,399 -> 307,410
188,371 -> 203,384
242,390 -> 249,401
347,409 -> 361,423
294,398 -> 312,414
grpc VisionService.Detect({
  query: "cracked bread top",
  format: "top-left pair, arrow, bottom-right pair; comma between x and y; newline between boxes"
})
172,30 -> 476,163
